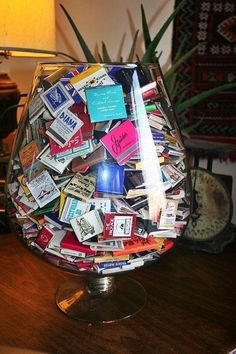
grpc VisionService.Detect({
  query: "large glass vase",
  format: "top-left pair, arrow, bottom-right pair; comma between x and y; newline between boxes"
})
6,62 -> 190,323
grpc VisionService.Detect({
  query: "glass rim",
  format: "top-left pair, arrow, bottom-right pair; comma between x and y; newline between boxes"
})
35,61 -> 161,69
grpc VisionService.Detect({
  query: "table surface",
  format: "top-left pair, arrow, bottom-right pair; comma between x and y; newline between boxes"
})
0,232 -> 235,354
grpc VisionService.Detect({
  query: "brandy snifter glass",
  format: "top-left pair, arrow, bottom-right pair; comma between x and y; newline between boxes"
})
6,62 -> 190,323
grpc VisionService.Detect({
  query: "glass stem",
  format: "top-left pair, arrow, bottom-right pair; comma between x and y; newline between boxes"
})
86,276 -> 116,296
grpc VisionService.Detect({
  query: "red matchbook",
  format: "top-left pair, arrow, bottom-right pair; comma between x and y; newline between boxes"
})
36,225 -> 55,250
103,212 -> 136,239
112,236 -> 159,256
60,231 -> 96,255
69,102 -> 94,141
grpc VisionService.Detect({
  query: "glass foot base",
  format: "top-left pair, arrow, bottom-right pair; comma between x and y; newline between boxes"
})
55,275 -> 146,324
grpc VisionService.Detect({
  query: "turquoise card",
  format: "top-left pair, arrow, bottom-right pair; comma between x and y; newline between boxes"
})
85,84 -> 127,122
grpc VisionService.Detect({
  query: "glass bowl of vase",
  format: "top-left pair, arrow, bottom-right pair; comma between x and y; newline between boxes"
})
6,62 -> 190,323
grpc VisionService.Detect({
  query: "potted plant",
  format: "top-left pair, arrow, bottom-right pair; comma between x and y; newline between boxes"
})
59,0 -> 236,136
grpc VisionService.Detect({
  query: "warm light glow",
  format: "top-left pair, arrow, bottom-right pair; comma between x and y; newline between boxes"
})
0,0 -> 56,57
2,50 -> 55,58
58,290 -> 84,310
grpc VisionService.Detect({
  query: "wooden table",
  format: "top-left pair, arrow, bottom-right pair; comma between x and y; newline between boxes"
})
0,232 -> 235,354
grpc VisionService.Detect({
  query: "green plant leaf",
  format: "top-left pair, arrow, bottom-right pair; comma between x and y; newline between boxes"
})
98,53 -> 103,63
141,4 -> 151,50
165,44 -> 200,81
127,30 -> 139,62
174,86 -> 190,107
172,37 -> 187,62
175,82 -> 236,113
60,4 -> 96,63
180,115 -> 205,137
165,72 -> 177,97
141,0 -> 188,62
101,41 -> 112,63
157,51 -> 162,60
182,118 -> 204,134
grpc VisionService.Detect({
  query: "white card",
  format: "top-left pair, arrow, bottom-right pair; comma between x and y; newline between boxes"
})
37,144 -> 72,174
46,108 -> 83,147
26,170 -> 60,208
70,209 -> 104,242
60,196 -> 90,224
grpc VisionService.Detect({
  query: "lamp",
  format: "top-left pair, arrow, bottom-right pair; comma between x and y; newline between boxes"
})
0,0 -> 56,58
0,0 -> 57,147
0,0 -> 77,60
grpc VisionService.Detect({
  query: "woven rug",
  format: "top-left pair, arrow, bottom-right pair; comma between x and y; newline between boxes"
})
172,0 -> 236,143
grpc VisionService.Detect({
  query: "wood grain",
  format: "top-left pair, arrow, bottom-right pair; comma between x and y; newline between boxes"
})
0,233 -> 235,354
